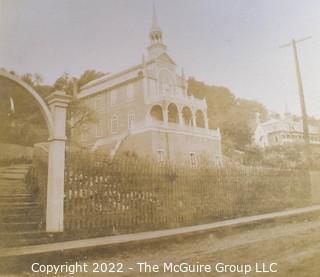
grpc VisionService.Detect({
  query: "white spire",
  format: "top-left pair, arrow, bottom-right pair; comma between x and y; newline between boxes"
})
149,4 -> 163,44
151,3 -> 161,32
147,3 -> 167,59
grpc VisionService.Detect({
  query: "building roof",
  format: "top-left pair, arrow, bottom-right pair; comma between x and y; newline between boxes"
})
77,52 -> 177,99
259,116 -> 318,135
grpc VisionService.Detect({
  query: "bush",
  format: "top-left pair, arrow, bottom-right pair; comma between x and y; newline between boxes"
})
62,151 -> 311,237
0,156 -> 32,166
243,144 -> 320,170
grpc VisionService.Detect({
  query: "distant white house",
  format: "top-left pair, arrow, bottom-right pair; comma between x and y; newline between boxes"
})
254,113 -> 320,148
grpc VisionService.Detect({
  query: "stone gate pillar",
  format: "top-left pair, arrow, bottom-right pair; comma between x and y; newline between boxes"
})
46,91 -> 71,232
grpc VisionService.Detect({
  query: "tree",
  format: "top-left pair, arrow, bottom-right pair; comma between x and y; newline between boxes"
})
67,99 -> 97,139
77,69 -> 105,87
53,72 -> 73,94
52,70 -> 106,142
0,69 -> 106,146
187,78 -> 268,151
0,73 -> 49,145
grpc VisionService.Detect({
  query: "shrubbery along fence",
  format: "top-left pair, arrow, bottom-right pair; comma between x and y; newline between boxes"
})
30,152 -> 311,237
65,153 -> 310,236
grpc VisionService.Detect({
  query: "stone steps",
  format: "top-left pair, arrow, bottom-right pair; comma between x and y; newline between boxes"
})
0,222 -> 40,232
0,200 -> 40,207
0,231 -> 55,247
0,214 -> 43,223
0,208 -> 42,220
0,167 -> 29,175
0,185 -> 31,194
0,164 -> 45,247
0,174 -> 27,180
0,195 -> 36,203
0,232 -> 51,247
0,201 -> 39,206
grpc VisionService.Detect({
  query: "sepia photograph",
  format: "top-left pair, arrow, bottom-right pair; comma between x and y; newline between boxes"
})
1,0 -> 320,276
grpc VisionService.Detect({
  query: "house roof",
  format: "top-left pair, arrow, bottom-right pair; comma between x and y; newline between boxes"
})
259,117 -> 318,135
77,53 -> 177,99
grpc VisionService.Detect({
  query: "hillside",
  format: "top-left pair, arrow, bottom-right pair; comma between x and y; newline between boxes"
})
1,71 -> 269,151
187,78 -> 268,151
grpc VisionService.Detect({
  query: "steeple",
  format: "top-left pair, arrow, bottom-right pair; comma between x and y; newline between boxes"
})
147,4 -> 167,59
149,4 -> 162,44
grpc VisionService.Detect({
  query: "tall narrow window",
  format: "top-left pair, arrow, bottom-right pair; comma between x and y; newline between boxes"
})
110,90 -> 117,106
128,112 -> 135,130
111,115 -> 118,134
190,152 -> 196,166
157,149 -> 165,163
127,84 -> 135,102
80,130 -> 88,142
95,95 -> 103,111
96,120 -> 102,137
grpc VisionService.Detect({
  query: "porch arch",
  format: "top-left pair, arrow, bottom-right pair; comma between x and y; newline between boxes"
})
150,104 -> 164,121
182,106 -> 193,126
167,103 -> 179,123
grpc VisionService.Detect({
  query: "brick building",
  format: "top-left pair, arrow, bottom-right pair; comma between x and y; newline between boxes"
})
73,8 -> 222,164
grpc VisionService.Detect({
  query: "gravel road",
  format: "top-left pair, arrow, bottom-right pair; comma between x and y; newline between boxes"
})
3,215 -> 320,276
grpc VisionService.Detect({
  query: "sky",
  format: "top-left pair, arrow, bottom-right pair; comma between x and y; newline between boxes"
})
1,0 -> 320,117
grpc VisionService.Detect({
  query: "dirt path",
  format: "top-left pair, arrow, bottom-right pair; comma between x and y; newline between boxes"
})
4,216 -> 320,276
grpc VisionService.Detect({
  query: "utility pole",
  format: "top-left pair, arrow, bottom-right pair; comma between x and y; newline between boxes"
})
280,36 -> 312,165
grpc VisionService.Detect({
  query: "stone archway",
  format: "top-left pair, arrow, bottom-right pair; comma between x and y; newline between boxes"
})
0,70 -> 71,232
